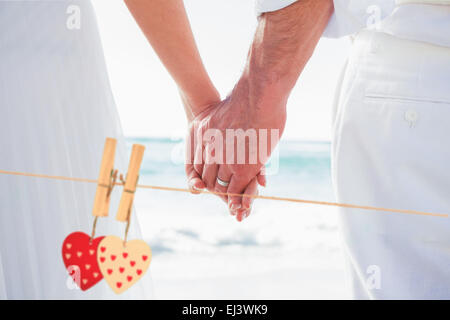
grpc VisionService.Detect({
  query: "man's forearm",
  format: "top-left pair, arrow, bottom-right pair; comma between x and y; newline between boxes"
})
239,0 -> 334,111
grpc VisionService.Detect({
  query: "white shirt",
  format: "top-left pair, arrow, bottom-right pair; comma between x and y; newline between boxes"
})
255,0 -> 450,47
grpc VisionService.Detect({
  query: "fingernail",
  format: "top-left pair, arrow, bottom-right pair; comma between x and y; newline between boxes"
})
230,203 -> 241,211
195,183 -> 205,190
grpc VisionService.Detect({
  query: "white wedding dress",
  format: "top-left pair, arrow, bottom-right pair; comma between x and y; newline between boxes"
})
0,0 -> 153,299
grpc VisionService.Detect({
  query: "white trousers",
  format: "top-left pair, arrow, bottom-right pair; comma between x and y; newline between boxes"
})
332,30 -> 450,299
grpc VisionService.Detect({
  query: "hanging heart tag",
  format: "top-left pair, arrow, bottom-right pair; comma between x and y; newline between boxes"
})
62,232 -> 105,291
97,235 -> 152,294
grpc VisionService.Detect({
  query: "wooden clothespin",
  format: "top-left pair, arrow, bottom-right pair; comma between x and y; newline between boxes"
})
116,144 -> 145,223
97,144 -> 150,294
92,138 -> 118,217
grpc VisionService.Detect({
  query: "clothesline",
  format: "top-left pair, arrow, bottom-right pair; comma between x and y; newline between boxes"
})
0,169 -> 447,218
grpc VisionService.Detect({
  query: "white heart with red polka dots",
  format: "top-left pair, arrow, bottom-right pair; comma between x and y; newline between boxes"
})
97,236 -> 151,294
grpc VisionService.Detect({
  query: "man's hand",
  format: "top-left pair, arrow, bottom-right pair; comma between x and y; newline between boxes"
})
186,77 -> 286,221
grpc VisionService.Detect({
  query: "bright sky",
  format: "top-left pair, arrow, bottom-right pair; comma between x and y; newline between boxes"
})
92,0 -> 351,141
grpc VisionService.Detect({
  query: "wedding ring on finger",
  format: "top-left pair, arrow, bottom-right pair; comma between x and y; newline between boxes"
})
216,177 -> 230,187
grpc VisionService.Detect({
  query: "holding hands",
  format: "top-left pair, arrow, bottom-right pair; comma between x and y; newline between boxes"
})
185,77 -> 287,221
125,0 -> 333,221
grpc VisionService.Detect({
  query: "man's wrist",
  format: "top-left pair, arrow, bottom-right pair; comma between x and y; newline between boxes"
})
237,6 -> 302,109
238,0 -> 334,112
237,68 -> 289,114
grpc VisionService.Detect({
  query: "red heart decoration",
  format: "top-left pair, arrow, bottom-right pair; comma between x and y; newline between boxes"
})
62,232 -> 105,291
